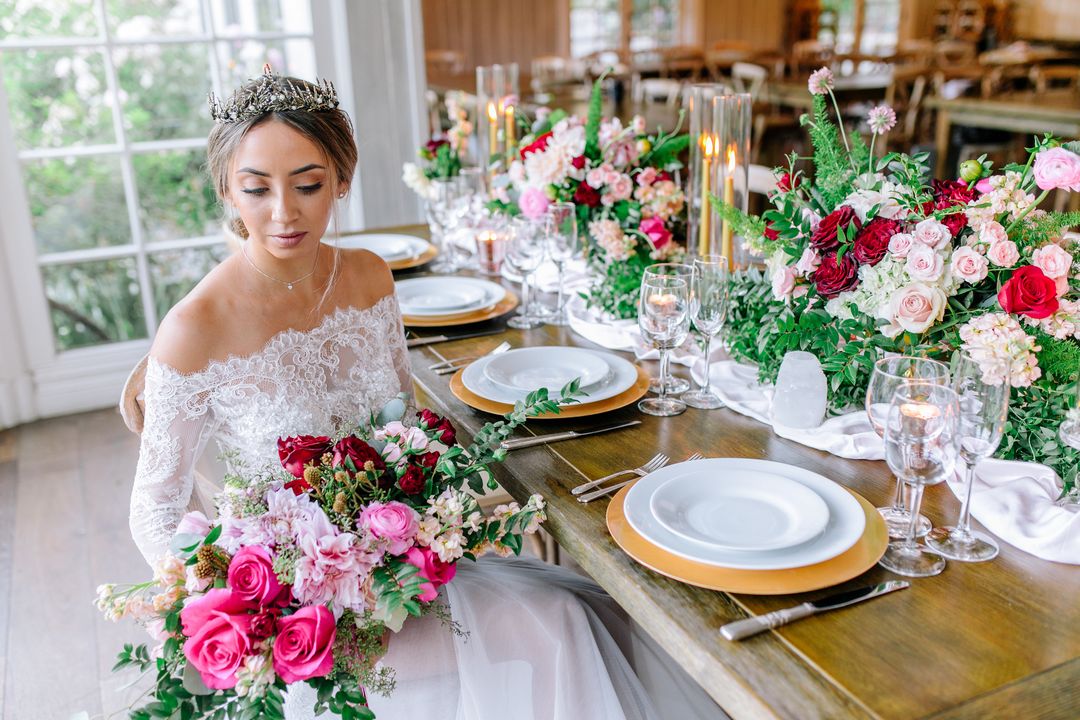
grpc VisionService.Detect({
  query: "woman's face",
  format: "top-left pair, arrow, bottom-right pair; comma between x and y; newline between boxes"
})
227,119 -> 340,256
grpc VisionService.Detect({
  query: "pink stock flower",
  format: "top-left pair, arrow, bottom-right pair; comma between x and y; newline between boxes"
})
359,501 -> 420,555
639,216 -> 672,251
404,546 -> 457,602
176,511 -> 212,538
636,167 -> 658,186
227,545 -> 292,608
518,186 -> 550,219
1033,147 -> 1080,192
951,246 -> 989,284
987,239 -> 1020,268
867,105 -> 896,135
808,67 -> 834,95
272,605 -> 336,684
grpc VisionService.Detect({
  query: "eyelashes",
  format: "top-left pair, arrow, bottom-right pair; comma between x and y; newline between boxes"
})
240,182 -> 324,196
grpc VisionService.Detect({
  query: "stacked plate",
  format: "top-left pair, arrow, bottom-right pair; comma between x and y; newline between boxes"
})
396,276 -> 513,326
333,233 -> 436,269
609,458 -> 887,593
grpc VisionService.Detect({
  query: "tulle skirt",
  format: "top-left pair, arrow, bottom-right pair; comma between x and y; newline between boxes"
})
283,555 -> 724,720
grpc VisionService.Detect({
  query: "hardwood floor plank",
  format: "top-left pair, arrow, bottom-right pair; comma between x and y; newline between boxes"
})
0,457 -> 17,720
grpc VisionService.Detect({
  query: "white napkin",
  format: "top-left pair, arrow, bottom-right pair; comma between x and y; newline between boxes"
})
566,295 -> 702,368
946,460 -> 1079,565
502,257 -> 590,293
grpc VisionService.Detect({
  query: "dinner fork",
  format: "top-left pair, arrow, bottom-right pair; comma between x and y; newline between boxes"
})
578,452 -> 704,503
571,452 -> 669,497
430,342 -> 511,375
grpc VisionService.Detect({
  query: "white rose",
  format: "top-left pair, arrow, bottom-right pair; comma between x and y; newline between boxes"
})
888,283 -> 946,335
950,246 -> 989,284
987,239 -> 1020,267
912,218 -> 952,250
888,232 -> 915,258
795,247 -> 821,275
905,244 -> 944,282
1032,243 -> 1072,279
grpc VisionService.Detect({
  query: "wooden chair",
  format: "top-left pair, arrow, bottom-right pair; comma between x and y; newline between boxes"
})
704,41 -> 753,82
882,68 -> 929,153
790,40 -> 834,76
530,55 -> 582,95
634,77 -> 683,106
1031,65 -> 1080,95
731,62 -> 768,101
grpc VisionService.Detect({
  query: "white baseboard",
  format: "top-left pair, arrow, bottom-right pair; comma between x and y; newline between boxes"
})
0,375 -> 34,429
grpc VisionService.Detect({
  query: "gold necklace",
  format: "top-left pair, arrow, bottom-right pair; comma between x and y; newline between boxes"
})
241,242 -> 319,291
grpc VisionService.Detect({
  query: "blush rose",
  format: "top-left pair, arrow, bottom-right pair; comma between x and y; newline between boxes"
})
359,501 -> 420,555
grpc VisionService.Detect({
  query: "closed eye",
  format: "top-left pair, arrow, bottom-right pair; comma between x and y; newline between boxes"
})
298,183 -> 323,194
240,187 -> 268,195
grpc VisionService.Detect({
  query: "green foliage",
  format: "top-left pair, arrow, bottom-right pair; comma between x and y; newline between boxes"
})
803,95 -> 858,208
582,251 -> 652,320
639,128 -> 689,169
584,72 -> 608,160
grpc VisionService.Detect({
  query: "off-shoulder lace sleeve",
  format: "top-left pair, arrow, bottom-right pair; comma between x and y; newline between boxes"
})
387,294 -> 414,399
129,359 -> 220,565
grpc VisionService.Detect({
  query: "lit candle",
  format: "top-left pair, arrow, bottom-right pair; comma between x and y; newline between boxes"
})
487,101 -> 498,161
721,144 -> 736,270
504,104 -> 516,163
698,134 -> 715,256
647,292 -> 679,316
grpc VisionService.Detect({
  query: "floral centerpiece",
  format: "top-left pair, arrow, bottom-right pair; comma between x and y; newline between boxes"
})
402,90 -> 472,200
718,67 -> 1080,487
488,77 -> 690,319
97,385 -> 580,720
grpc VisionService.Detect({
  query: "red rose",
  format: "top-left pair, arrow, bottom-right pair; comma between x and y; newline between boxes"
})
932,179 -> 975,206
998,265 -> 1060,319
518,131 -> 552,160
810,206 -> 861,252
417,451 -> 441,470
398,465 -> 425,495
852,218 -> 900,266
936,199 -> 968,235
277,435 -> 331,480
571,155 -> 586,170
573,181 -> 601,207
332,436 -> 386,475
763,221 -> 780,241
776,172 -> 800,192
417,409 -> 457,446
424,138 -> 449,155
812,252 -> 860,298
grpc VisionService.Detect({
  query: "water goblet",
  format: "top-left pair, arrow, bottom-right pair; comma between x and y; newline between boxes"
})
879,382 -> 961,577
683,255 -> 729,410
544,202 -> 579,326
506,217 -> 546,330
866,356 -> 950,538
638,274 -> 691,417
642,263 -> 694,395
427,176 -> 464,272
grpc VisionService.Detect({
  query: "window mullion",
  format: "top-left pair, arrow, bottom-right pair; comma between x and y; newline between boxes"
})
203,0 -> 225,103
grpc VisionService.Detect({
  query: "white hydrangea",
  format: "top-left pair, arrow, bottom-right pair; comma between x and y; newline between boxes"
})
842,180 -> 907,222
827,256 -> 909,321
402,162 -> 433,200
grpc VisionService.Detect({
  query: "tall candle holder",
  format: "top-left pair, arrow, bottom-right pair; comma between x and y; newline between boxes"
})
476,63 -> 520,174
712,93 -> 751,270
686,83 -> 730,258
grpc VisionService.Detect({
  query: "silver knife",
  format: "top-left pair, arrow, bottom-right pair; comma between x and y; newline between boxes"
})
500,420 -> 642,450
406,329 -> 503,348
720,581 -> 910,641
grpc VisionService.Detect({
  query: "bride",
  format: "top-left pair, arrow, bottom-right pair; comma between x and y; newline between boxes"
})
127,69 -> 721,720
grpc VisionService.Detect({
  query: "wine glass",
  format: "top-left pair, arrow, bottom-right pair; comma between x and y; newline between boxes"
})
879,382 -> 961,577
642,263 -> 694,395
506,217 -> 546,330
638,274 -> 691,417
683,255 -> 729,410
427,176 -> 463,272
544,202 -> 579,326
866,356 -> 950,538
925,353 -> 1009,562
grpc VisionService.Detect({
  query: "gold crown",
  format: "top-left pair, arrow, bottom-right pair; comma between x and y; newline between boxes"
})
208,64 -> 339,124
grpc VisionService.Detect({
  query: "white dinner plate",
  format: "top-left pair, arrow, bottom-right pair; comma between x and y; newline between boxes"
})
484,347 -> 611,394
462,347 -> 637,404
396,277 -> 504,316
649,470 -> 830,551
624,459 -> 865,570
333,233 -> 428,260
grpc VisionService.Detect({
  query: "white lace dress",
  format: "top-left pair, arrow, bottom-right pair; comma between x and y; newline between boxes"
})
129,295 -> 721,720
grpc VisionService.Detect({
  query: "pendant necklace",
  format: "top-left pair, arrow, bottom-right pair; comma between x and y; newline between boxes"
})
241,242 -> 319,291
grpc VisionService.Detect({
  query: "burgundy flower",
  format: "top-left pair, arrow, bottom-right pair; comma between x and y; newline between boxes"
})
398,465 -> 425,495
332,436 -> 386,475
250,609 -> 280,641
931,179 -> 975,206
852,218 -> 900,266
518,131 -> 552,160
776,172 -> 800,193
656,170 -> 672,182
810,206 -> 860,252
424,138 -> 449,155
763,221 -> 780,241
417,409 -> 457,446
417,451 -> 441,470
277,435 -> 332,481
573,181 -> 601,207
571,155 -> 586,170
812,252 -> 860,298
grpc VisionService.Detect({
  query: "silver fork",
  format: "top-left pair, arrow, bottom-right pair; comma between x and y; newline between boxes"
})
578,452 -> 704,503
431,341 -> 511,375
571,452 -> 669,497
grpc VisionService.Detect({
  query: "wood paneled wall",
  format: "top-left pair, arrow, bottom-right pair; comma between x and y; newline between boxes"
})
1013,0 -> 1080,41
694,0 -> 786,51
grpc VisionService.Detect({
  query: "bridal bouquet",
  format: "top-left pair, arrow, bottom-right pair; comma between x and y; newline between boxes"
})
402,90 -> 471,200
719,67 -> 1080,484
97,386 -> 580,720
488,76 -> 690,319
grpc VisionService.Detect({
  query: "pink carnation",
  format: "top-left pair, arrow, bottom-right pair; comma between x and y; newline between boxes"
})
518,186 -> 550,219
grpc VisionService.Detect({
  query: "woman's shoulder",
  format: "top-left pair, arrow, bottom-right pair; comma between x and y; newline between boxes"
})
149,261 -> 238,375
334,246 -> 395,302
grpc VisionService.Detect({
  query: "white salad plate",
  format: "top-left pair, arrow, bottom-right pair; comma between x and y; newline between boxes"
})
396,277 -> 504,316
649,470 -> 830,551
483,347 -> 611,394
462,347 -> 637,404
333,233 -> 428,260
624,458 -> 865,570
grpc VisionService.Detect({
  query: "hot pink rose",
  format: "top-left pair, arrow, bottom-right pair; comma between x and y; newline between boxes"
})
176,510 -> 212,537
987,239 -> 1020,268
272,605 -> 336,684
227,545 -> 291,608
905,245 -> 944,282
180,587 -> 253,632
1031,244 -> 1072,285
1033,147 -> 1080,192
404,546 -> 457,602
639,216 -> 672,251
518,186 -> 550,219
889,283 -> 946,335
180,589 -> 255,690
359,501 -> 420,555
951,246 -> 989,284
888,232 -> 915,258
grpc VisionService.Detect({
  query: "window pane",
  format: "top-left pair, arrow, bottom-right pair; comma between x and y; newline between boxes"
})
106,0 -> 203,38
133,148 -> 220,243
149,244 -> 227,320
114,43 -> 212,141
217,37 -> 316,89
0,0 -> 98,40
23,155 -> 130,254
42,257 -> 147,351
211,0 -> 311,36
0,47 -> 115,149
570,0 -> 620,58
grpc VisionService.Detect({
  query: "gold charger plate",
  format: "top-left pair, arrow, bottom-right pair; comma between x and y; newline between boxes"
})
388,242 -> 438,271
449,364 -> 650,419
607,482 -> 888,595
402,290 -> 519,327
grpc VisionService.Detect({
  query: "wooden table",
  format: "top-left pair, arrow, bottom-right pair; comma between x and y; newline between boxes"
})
762,73 -> 892,113
391,238 -> 1080,719
928,92 -> 1080,178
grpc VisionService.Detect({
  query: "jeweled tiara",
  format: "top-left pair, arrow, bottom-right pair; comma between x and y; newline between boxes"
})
208,64 -> 339,124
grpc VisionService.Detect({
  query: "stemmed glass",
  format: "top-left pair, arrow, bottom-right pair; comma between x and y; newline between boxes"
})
925,354 -> 1009,562
683,255 -> 729,410
506,217 -> 546,330
1056,363 -> 1080,507
427,176 -> 463,272
638,273 -> 691,416
642,263 -> 693,395
879,382 -> 961,577
544,202 -> 579,326
866,356 -> 950,538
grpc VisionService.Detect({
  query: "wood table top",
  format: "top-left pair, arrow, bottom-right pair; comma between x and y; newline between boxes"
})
391,230 -> 1080,720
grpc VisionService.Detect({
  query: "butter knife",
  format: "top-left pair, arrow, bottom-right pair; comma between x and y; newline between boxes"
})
720,581 -> 910,641
500,420 -> 641,450
406,329 -> 503,347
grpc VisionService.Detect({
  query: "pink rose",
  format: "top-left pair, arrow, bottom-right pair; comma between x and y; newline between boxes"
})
404,546 -> 457,602
518,187 -> 550,219
177,511 -> 212,538
979,221 -> 1008,246
912,218 -> 951,250
359,501 -> 420,555
227,545 -> 291,608
950,246 -> 989,284
905,245 -> 944,282
272,605 -> 336,684
585,167 -> 606,189
1033,147 -> 1080,192
639,216 -> 672,251
987,239 -> 1020,268
975,176 -> 994,194
795,247 -> 820,275
888,232 -> 915,258
771,265 -> 797,300
636,167 -> 658,186
180,588 -> 254,632
180,589 -> 255,690
608,174 -> 633,201
1031,244 -> 1072,281
889,283 -> 946,335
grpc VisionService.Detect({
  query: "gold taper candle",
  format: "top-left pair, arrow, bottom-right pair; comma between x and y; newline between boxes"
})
721,144 -> 736,270
504,104 -> 516,163
698,134 -> 715,256
487,101 -> 498,160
